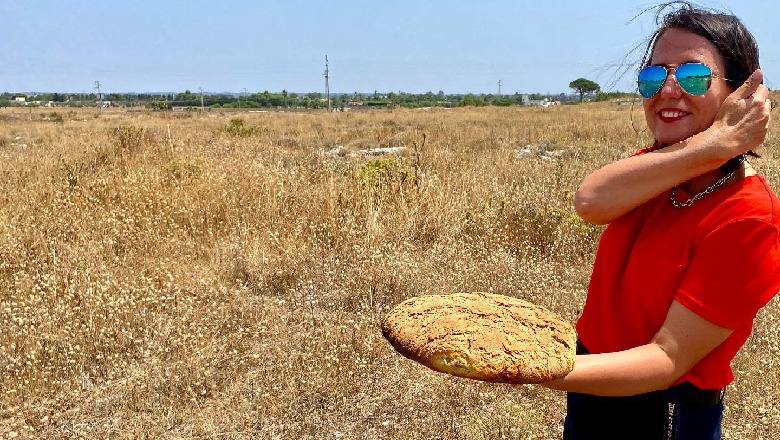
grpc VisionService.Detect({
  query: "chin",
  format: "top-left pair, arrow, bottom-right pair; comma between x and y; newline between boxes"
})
653,128 -> 698,146
655,135 -> 686,145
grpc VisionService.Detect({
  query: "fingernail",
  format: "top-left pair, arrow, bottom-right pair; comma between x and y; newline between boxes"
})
750,70 -> 761,81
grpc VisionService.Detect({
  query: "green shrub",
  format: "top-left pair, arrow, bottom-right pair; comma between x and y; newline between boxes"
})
223,118 -> 261,136
355,157 -> 410,189
112,125 -> 150,153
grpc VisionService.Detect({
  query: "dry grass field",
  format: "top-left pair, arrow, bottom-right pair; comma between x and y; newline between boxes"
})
1,103 -> 779,439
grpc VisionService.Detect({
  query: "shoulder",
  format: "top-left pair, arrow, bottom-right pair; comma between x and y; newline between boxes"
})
710,176 -> 779,225
684,175 -> 779,246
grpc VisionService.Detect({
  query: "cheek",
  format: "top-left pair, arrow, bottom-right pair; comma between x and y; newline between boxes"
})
697,106 -> 718,124
642,101 -> 656,126
706,85 -> 733,113
696,95 -> 726,125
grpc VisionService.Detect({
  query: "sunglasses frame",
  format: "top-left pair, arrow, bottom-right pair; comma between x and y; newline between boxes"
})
637,62 -> 729,99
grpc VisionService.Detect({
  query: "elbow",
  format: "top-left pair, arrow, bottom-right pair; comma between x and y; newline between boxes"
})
574,191 -> 610,225
650,341 -> 689,388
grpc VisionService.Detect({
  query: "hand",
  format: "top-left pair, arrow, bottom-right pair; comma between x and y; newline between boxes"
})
709,69 -> 772,158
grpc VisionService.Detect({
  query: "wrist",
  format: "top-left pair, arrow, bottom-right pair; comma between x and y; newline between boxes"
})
681,128 -> 735,169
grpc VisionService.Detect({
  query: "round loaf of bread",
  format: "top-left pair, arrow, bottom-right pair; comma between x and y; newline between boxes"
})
381,292 -> 576,383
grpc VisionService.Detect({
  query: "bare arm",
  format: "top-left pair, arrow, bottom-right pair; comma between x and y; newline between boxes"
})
575,70 -> 771,225
544,301 -> 733,396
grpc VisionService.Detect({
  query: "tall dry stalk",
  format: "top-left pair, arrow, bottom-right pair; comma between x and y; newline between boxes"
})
0,105 -> 777,439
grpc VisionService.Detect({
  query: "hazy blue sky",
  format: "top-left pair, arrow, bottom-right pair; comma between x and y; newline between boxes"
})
1,1 -> 777,94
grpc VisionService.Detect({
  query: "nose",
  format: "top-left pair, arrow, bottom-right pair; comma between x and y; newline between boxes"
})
658,73 -> 683,98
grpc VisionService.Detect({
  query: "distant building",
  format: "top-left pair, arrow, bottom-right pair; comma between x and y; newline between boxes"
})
13,97 -> 25,103
521,95 -> 560,107
171,106 -> 210,112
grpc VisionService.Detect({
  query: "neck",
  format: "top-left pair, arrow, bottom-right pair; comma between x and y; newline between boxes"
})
681,160 -> 753,194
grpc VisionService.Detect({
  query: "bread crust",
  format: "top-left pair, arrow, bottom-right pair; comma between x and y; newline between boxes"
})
381,292 -> 576,383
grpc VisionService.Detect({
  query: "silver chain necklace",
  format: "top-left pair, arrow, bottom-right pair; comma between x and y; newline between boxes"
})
670,169 -> 737,208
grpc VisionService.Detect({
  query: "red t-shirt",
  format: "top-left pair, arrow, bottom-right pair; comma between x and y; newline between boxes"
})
576,174 -> 780,390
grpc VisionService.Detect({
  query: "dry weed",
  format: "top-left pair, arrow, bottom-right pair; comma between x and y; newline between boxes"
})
0,105 -> 777,439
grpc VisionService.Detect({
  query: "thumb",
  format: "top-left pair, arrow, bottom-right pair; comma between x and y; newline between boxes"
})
734,69 -> 763,99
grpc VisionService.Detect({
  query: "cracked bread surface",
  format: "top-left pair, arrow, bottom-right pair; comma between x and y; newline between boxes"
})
381,292 -> 576,383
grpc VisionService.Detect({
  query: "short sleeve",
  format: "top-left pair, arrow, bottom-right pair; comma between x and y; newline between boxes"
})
632,146 -> 655,156
676,219 -> 780,329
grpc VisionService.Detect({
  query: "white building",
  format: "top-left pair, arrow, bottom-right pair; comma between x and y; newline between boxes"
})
521,95 -> 559,107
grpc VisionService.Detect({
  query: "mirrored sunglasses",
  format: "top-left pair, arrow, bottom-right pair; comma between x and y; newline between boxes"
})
637,62 -> 725,98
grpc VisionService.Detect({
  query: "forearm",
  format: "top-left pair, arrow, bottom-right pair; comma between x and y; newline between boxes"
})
544,343 -> 679,396
574,131 -> 730,225
575,69 -> 771,225
546,301 -> 734,397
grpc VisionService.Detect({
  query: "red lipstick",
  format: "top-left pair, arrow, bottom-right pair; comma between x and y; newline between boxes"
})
657,108 -> 690,123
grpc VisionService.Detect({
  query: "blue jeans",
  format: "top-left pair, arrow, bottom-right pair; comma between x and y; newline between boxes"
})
563,389 -> 724,439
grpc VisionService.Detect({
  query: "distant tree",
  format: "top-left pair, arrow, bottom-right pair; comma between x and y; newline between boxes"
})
458,94 -> 486,107
174,90 -> 198,106
569,78 -> 600,102
387,92 -> 399,106
302,92 -> 324,109
594,91 -> 638,102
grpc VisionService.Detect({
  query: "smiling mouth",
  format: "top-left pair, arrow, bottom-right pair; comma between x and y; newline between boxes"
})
660,110 -> 687,117
658,109 -> 690,122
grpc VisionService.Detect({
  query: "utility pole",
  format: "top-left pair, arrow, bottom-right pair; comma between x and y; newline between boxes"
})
498,79 -> 502,97
199,87 -> 204,111
94,81 -> 103,113
324,55 -> 331,112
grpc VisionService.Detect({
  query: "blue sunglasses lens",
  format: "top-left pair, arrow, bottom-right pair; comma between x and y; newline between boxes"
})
638,65 -> 667,98
676,63 -> 712,95
637,63 -> 713,98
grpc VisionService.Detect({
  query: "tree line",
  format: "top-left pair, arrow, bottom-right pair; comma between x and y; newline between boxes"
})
1,80 -> 635,110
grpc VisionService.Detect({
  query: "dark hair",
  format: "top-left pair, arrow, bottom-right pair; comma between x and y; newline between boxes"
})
641,2 -> 761,168
642,3 -> 760,88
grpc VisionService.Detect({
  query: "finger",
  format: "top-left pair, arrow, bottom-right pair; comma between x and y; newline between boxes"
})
752,84 -> 770,102
734,69 -> 763,99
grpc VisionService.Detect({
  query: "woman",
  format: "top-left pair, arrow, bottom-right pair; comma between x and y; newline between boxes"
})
544,4 -> 780,439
